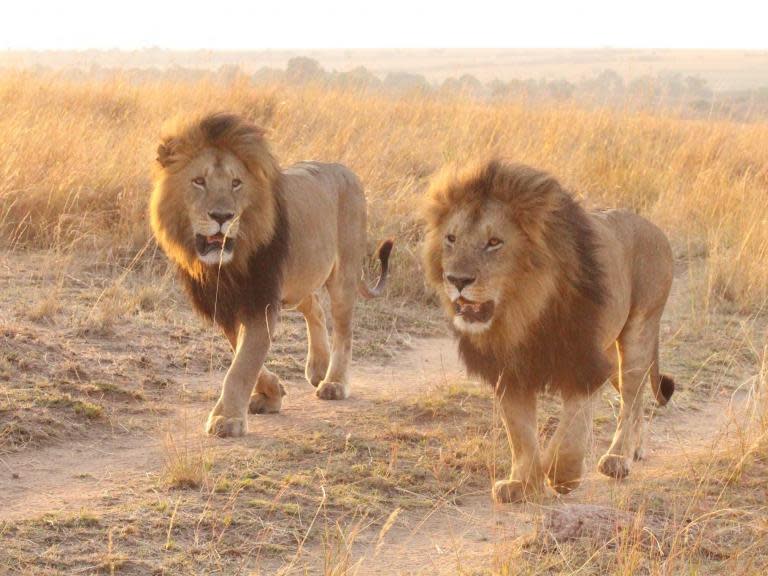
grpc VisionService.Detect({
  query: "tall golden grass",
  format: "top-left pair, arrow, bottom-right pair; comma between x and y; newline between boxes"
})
1,71 -> 766,308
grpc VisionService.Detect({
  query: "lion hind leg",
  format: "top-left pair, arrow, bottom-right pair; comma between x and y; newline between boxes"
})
599,315 -> 661,478
316,274 -> 355,401
297,294 -> 330,388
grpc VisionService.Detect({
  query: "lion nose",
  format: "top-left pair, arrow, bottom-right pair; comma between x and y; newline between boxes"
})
446,274 -> 476,292
208,211 -> 234,226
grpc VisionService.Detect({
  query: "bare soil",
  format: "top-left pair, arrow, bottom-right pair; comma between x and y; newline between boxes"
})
0,251 -> 765,575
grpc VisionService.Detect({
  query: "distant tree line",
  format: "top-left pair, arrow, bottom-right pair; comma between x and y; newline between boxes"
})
26,56 -> 768,122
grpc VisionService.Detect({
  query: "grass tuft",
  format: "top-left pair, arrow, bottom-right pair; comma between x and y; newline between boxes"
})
161,431 -> 211,490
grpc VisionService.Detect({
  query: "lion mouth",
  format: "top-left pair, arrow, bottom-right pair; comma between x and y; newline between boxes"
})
453,296 -> 495,323
195,233 -> 235,257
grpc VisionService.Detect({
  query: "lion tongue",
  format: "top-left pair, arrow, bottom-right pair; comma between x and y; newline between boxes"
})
207,233 -> 224,245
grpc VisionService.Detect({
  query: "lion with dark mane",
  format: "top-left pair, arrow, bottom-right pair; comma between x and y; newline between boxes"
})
150,113 -> 392,437
423,159 -> 674,502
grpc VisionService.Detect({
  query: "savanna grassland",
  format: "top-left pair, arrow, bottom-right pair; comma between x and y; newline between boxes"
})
0,71 -> 767,575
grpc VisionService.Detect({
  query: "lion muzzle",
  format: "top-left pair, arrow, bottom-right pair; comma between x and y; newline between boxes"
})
195,232 -> 236,258
453,296 -> 495,324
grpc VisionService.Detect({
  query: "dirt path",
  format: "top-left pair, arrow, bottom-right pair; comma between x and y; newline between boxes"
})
0,337 -> 464,521
338,371 -> 748,576
0,330 -> 748,575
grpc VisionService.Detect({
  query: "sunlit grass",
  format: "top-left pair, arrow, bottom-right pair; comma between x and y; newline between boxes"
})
0,71 -> 766,308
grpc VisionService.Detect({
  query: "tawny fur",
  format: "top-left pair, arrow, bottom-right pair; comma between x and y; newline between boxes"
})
423,159 -> 674,502
150,113 -> 392,438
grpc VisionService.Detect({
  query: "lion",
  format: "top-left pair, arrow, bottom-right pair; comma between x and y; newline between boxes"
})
423,159 -> 675,502
149,113 -> 392,438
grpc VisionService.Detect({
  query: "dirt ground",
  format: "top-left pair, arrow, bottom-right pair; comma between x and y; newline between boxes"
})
1,251 -> 766,575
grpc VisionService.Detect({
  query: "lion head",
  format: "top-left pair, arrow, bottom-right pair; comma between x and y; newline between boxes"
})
150,113 -> 280,275
423,160 -> 595,349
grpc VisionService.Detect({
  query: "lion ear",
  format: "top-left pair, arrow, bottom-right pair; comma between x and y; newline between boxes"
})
156,142 -> 174,168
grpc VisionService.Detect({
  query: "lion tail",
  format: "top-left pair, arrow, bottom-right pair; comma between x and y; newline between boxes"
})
358,239 -> 394,299
652,374 -> 675,406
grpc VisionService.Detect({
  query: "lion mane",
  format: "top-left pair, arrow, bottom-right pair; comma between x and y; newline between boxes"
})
423,160 -> 610,396
149,113 -> 288,335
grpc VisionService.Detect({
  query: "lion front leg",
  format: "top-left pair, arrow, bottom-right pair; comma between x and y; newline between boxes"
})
222,324 -> 285,416
543,391 -> 594,494
207,315 -> 272,438
492,385 -> 545,503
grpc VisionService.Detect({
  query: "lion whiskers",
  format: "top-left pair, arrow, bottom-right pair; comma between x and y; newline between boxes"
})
444,283 -> 460,301
193,221 -> 240,238
443,282 -> 496,303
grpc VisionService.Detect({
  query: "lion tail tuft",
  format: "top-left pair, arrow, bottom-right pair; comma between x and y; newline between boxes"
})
654,374 -> 675,406
358,239 -> 394,299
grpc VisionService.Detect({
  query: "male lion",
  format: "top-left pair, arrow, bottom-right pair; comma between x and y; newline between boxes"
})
150,113 -> 392,437
423,160 -> 674,502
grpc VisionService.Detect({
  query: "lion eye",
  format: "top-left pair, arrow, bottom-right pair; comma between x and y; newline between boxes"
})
445,234 -> 456,244
192,177 -> 206,187
232,178 -> 242,189
486,237 -> 503,250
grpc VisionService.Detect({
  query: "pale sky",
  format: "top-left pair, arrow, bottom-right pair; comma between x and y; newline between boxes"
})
1,0 -> 766,50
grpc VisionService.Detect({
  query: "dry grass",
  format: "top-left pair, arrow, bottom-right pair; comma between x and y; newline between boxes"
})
161,429 -> 211,490
6,374 -> 766,575
494,401 -> 768,575
1,70 -> 767,575
0,71 -> 767,308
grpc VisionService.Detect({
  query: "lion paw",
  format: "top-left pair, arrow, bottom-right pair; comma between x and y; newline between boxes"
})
492,479 -> 541,504
545,457 -> 584,495
633,446 -> 645,461
316,380 -> 349,400
249,392 -> 283,414
597,453 -> 631,479
206,414 -> 247,438
548,475 -> 582,495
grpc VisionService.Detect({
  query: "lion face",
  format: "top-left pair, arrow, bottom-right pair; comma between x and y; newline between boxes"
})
179,148 -> 256,266
424,160 -> 568,341
435,200 -> 525,334
150,113 -> 280,275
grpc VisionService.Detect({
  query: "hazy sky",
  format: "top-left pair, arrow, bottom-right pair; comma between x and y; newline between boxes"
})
2,0 -> 766,50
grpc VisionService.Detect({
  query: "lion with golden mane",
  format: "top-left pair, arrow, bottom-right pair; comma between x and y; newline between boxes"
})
150,113 -> 392,438
423,160 -> 674,502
